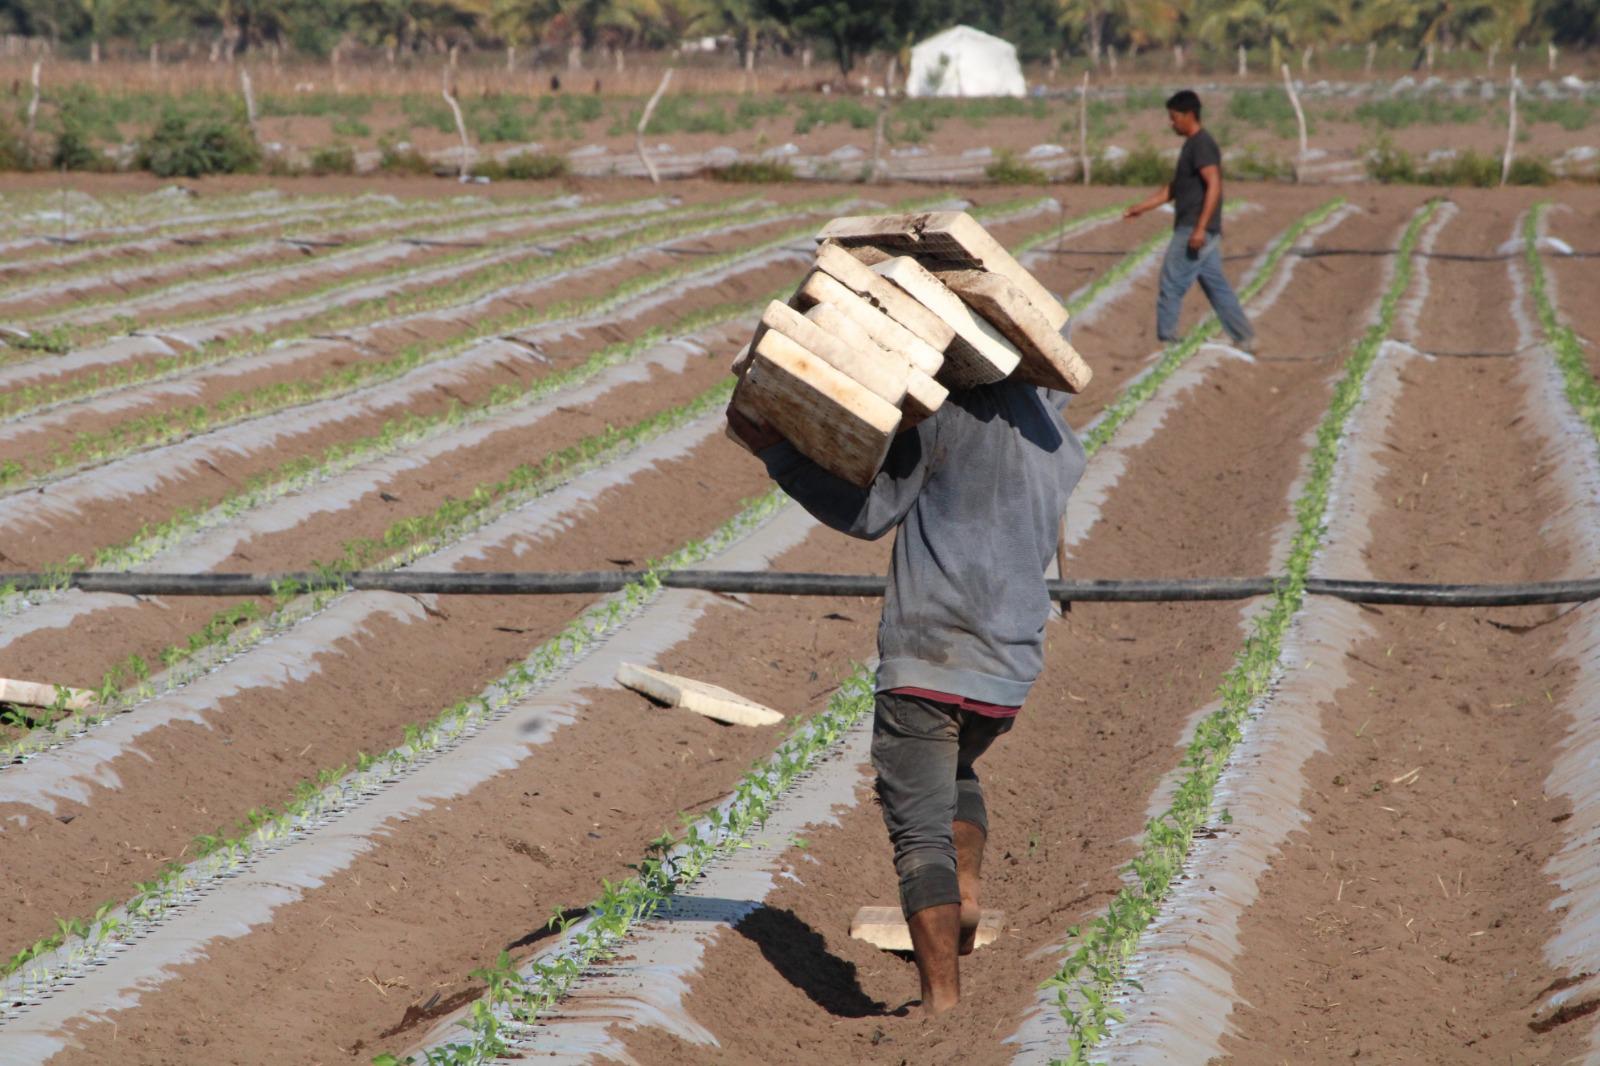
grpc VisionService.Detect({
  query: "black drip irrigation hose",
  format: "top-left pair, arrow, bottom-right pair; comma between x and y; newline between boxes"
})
9,571 -> 1600,608
1295,247 -> 1600,262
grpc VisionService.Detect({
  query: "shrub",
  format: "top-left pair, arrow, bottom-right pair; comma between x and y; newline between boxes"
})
794,98 -> 875,134
1521,98 -> 1595,132
473,151 -> 569,180
1354,97 -> 1483,130
377,138 -> 434,175
1365,136 -> 1418,183
1229,146 -> 1292,181
137,105 -> 261,177
468,97 -> 533,143
1227,88 -> 1303,139
1365,136 -> 1554,188
308,142 -> 357,175
708,159 -> 796,182
985,149 -> 1049,185
400,95 -> 458,134
0,117 -> 29,170
1094,146 -> 1170,186
1505,156 -> 1557,186
53,92 -> 113,171
733,95 -> 787,127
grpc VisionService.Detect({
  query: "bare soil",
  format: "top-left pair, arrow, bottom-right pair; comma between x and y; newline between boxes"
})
1215,194 -> 1591,1063
9,181 -> 1600,1066
606,190 -> 1427,1065
46,502 -> 893,1066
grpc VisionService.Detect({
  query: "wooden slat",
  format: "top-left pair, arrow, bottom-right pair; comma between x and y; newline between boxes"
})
901,369 -> 948,428
0,677 -> 94,711
936,269 -> 1093,392
733,328 -> 900,487
817,211 -> 1068,330
849,906 -> 1004,953
871,256 -> 1021,390
812,240 -> 955,351
791,269 -> 944,378
757,300 -> 909,406
616,663 -> 784,727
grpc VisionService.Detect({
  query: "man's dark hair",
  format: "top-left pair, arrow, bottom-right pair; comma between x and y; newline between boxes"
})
1166,90 -> 1202,118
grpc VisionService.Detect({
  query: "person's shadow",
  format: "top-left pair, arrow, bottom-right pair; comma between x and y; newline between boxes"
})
735,905 -> 911,1018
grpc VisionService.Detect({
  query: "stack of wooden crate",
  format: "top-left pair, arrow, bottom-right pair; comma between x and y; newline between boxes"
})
730,210 -> 1092,487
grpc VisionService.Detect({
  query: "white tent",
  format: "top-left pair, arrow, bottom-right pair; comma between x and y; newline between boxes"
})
908,26 -> 1026,98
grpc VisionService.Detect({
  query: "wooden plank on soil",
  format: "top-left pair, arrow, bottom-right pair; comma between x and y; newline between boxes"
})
0,677 -> 94,711
871,256 -> 1022,390
936,268 -> 1093,393
812,240 -> 956,353
849,906 -> 1004,952
790,268 -> 944,378
732,328 -> 900,487
817,211 -> 1069,331
616,663 -> 784,727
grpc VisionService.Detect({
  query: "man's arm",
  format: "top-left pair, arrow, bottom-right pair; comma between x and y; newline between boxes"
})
1189,164 -> 1222,251
729,405 -> 940,541
1122,182 -> 1172,220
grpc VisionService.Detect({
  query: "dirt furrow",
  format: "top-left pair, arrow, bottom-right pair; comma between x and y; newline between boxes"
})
6,500 -> 875,1064
500,193 -> 1421,1066
0,321 -> 750,700
1214,192 -> 1592,1064
0,195 -> 546,320
1541,202 -> 1600,383
0,421 -> 777,964
0,233 -> 809,567
0,196 -> 608,327
0,201 -> 1063,568
0,195 -> 770,429
0,195 -> 399,287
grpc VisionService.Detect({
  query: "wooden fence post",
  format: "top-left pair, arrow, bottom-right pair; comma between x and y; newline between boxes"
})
636,67 -> 672,185
442,66 -> 472,180
1501,64 -> 1518,186
1281,62 -> 1308,178
1079,70 -> 1091,185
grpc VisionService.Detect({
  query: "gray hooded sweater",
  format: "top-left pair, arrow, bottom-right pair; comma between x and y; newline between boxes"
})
759,377 -> 1086,707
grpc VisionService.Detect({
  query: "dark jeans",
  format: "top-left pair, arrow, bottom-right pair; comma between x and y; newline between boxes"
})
871,691 -> 1013,918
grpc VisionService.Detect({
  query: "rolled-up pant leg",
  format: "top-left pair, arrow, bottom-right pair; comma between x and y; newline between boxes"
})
872,691 -> 1013,918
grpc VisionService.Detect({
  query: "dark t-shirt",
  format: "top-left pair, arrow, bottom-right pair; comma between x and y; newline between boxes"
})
1171,128 -> 1223,234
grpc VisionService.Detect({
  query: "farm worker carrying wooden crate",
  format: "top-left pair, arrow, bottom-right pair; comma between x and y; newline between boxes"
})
726,210 -> 1089,1014
1124,88 -> 1256,353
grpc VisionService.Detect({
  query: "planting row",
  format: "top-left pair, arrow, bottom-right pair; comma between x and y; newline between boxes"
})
0,187 -> 1199,1062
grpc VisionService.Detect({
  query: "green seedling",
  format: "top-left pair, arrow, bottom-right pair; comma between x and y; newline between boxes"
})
1042,199 -> 1437,1066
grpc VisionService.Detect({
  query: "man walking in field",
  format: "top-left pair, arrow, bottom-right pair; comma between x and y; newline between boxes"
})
727,375 -> 1084,1015
1124,89 -> 1255,351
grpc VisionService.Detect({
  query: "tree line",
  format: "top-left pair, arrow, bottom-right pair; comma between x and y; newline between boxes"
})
1,0 -> 1595,74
